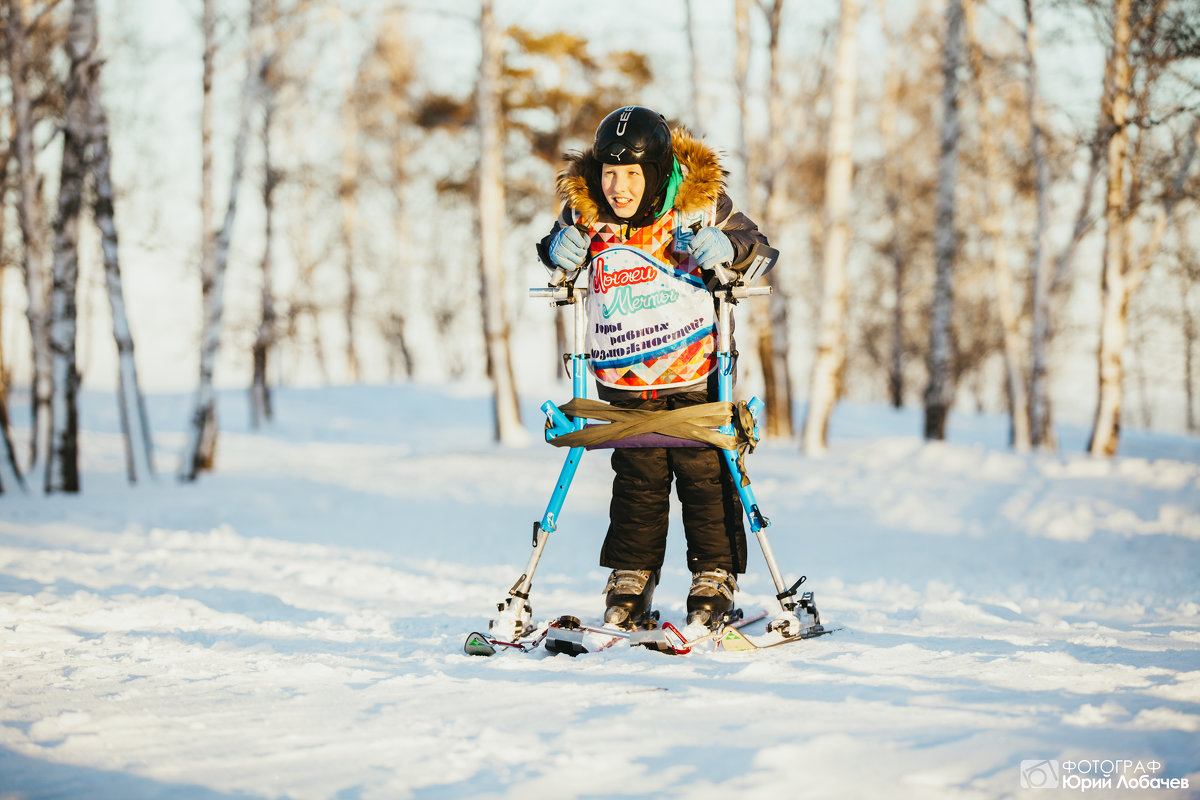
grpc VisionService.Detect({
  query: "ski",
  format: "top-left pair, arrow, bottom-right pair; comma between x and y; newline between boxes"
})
544,613 -> 660,656
463,606 -> 824,657
669,607 -> 771,653
544,607 -> 775,656
715,622 -> 838,652
462,625 -> 549,657
462,616 -> 640,657
461,608 -> 769,658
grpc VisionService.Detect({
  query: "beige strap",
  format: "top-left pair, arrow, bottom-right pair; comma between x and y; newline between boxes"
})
547,398 -> 758,486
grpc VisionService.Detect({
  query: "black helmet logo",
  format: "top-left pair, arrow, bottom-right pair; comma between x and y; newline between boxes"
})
614,107 -> 634,137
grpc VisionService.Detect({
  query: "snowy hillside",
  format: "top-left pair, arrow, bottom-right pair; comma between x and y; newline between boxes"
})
1,384 -> 1198,799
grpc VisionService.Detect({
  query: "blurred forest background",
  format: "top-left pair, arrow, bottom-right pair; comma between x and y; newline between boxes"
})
1,0 -> 1198,493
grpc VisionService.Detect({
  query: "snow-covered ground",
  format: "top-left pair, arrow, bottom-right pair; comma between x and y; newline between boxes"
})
1,384 -> 1198,799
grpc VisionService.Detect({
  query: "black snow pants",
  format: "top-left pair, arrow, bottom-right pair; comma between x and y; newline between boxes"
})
599,390 -> 748,575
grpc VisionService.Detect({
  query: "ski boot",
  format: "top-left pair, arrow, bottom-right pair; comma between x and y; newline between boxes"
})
686,568 -> 738,630
603,569 -> 659,630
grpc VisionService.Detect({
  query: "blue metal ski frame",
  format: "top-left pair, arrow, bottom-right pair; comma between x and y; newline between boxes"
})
534,283 -> 774,534
490,280 -> 806,640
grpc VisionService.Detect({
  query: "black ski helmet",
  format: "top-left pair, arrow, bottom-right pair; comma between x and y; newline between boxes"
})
593,106 -> 674,222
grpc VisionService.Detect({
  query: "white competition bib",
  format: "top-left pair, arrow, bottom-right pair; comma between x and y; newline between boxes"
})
586,244 -> 716,389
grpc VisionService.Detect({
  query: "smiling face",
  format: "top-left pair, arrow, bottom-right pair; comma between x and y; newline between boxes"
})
600,163 -> 645,219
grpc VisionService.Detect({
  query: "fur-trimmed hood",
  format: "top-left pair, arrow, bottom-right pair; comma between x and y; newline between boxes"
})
555,126 -> 727,224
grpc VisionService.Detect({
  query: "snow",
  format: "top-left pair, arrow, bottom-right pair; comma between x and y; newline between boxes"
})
2,384 -> 1199,799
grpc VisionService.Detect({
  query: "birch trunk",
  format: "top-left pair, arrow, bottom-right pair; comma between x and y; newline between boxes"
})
4,0 -> 54,472
963,0 -> 1030,451
0,119 -> 18,493
181,0 -> 263,479
0,224 -> 23,490
0,149 -> 5,389
729,0 -> 765,403
1183,261 -> 1198,433
0,395 -> 25,493
339,65 -> 361,383
252,54 -> 277,428
1091,111 -> 1199,453
200,0 -> 215,336
477,0 -> 524,445
90,59 -> 156,481
874,0 -> 906,409
389,172 -> 416,380
386,155 -> 417,380
923,0 -> 964,441
802,0 -> 858,455
1088,0 -> 1133,457
757,0 -> 794,438
0,159 -> 16,493
47,0 -> 99,493
1020,0 -> 1053,451
182,0 -> 218,477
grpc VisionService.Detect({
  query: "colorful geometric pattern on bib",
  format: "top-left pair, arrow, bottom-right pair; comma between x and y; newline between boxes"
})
588,213 -> 679,265
600,331 -> 715,389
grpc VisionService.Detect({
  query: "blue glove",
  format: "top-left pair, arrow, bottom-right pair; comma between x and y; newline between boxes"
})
689,226 -> 734,268
549,225 -> 588,271
689,226 -> 735,284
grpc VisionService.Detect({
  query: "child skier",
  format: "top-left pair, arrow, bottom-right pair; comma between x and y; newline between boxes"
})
537,106 -> 771,630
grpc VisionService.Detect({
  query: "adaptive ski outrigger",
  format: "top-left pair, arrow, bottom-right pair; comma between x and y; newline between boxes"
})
472,247 -> 828,655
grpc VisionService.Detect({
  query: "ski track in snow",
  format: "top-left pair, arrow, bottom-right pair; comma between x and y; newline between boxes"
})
1,385 -> 1198,799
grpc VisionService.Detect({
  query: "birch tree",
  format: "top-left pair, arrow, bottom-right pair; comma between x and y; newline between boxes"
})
354,9 -> 418,381
0,134 -> 15,493
1087,0 -> 1199,456
476,0 -> 524,445
802,0 -> 858,454
923,0 -> 964,441
90,54 -> 155,482
0,280 -> 22,490
250,0 -> 320,408
0,202 -> 23,489
181,0 -> 264,480
1014,0 -> 1054,450
46,0 -> 100,493
339,61 -> 362,384
1180,241 -> 1200,432
756,0 -> 794,438
877,5 -> 906,409
961,0 -> 1030,451
1031,113 -> 1108,448
732,0 -> 765,403
4,0 -> 54,472
183,0 -> 218,477
867,1 -> 940,411
252,46 -> 278,428
0,35 -> 20,493
1089,0 -> 1135,456
0,399 -> 24,493
1091,110 -> 1199,453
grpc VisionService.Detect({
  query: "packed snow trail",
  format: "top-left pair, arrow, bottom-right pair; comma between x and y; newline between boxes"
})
1,386 -> 1197,799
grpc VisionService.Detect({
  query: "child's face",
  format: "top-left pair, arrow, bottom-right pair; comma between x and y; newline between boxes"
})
601,164 -> 645,219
